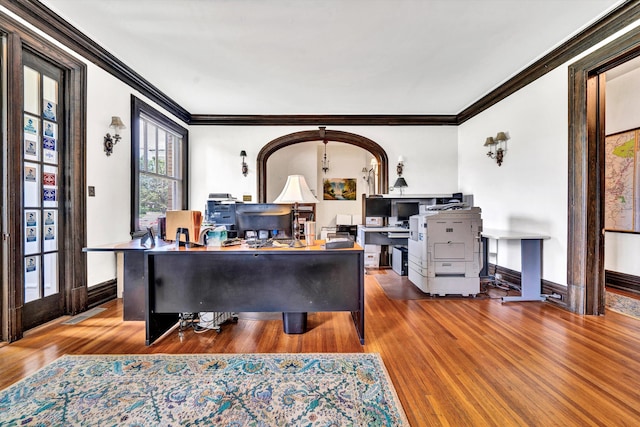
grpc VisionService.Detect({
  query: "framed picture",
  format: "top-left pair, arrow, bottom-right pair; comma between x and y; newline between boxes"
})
323,178 -> 357,201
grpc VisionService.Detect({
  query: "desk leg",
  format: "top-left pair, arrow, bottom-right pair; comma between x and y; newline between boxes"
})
282,313 -> 307,334
502,239 -> 546,303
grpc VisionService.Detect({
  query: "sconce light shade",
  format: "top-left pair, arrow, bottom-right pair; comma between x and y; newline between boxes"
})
394,177 -> 408,195
240,150 -> 247,157
110,116 -> 126,130
104,116 -> 125,157
484,137 -> 495,146
394,177 -> 408,189
495,132 -> 508,142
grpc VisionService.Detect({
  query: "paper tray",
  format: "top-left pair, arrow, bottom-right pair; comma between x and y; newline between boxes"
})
325,233 -> 355,249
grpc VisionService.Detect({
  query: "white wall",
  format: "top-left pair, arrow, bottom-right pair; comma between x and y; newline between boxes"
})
189,125 -> 460,221
458,21 -> 640,286
604,65 -> 640,276
458,68 -> 569,284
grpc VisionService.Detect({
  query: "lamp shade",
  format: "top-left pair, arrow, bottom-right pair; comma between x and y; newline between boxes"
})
394,177 -> 408,188
484,137 -> 495,146
110,116 -> 125,130
274,175 -> 319,204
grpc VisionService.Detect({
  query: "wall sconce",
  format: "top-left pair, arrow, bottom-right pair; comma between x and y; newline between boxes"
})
393,155 -> 408,194
485,132 -> 510,166
240,150 -> 248,176
363,158 -> 378,195
396,155 -> 405,176
103,116 -> 125,156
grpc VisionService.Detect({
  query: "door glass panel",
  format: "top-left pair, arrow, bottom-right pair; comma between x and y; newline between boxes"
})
43,120 -> 58,164
24,256 -> 40,303
23,66 -> 40,115
24,114 -> 40,162
43,165 -> 58,208
24,210 -> 40,255
43,210 -> 57,252
23,162 -> 40,207
43,253 -> 58,297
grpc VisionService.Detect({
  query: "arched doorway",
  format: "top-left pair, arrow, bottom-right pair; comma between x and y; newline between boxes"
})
256,128 -> 389,202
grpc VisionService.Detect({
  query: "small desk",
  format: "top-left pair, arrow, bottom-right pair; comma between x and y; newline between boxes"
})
356,226 -> 410,266
481,229 -> 549,303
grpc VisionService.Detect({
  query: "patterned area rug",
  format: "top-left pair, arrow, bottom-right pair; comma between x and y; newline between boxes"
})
606,291 -> 640,319
0,353 -> 409,426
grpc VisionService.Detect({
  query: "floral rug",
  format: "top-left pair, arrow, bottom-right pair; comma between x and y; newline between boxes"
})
0,353 -> 409,426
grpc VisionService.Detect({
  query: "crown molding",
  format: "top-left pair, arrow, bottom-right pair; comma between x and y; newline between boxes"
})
189,114 -> 457,126
5,0 -> 640,126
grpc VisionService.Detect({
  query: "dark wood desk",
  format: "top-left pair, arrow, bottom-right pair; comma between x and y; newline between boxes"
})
83,240 -> 166,321
145,242 -> 365,345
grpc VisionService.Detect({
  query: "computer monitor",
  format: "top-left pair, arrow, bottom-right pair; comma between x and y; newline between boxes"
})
365,197 -> 392,217
395,202 -> 420,221
235,203 -> 292,239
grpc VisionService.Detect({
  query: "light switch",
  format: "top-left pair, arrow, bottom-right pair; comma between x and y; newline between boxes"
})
88,186 -> 95,197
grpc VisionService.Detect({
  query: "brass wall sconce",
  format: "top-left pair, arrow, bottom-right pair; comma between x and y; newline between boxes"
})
394,155 -> 408,195
104,116 -> 125,156
240,150 -> 248,176
484,132 -> 510,166
396,155 -> 405,176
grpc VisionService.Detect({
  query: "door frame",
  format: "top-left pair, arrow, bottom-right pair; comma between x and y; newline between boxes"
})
568,25 -> 640,315
0,15 -> 86,342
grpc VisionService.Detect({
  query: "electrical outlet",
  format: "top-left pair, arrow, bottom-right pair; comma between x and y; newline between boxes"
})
88,186 -> 95,197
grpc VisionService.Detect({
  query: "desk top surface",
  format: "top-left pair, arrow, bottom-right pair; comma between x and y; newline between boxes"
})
84,240 -> 363,253
358,226 -> 409,232
481,229 -> 550,240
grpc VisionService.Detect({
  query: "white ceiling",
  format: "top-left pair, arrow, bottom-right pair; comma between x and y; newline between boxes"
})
40,0 -> 624,115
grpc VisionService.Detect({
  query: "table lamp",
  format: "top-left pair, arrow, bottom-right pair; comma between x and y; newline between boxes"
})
274,174 -> 319,247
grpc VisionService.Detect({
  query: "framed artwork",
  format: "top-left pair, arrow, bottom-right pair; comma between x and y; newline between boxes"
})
323,178 -> 357,201
604,128 -> 640,232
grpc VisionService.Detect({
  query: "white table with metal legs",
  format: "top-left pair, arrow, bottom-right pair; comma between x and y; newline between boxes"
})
481,229 -> 550,302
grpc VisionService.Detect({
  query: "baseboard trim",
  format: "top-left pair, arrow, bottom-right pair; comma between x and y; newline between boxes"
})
87,280 -> 117,309
606,270 -> 640,295
488,264 -> 567,308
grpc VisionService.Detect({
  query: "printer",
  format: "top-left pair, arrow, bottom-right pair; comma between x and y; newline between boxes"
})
407,207 -> 482,296
205,193 -> 241,235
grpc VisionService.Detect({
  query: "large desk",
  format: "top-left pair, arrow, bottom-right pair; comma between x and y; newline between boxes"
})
145,242 -> 365,345
481,229 -> 549,303
83,239 -> 165,320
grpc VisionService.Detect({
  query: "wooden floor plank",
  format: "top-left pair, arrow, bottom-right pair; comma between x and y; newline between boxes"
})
2,272 -> 640,426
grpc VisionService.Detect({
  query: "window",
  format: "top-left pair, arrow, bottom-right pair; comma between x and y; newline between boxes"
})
131,97 -> 188,233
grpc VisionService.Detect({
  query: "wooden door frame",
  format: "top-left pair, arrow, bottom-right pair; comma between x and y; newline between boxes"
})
256,128 -> 388,202
568,26 -> 640,315
0,15 -> 86,342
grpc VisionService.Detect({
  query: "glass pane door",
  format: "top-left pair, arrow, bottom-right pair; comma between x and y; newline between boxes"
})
21,54 -> 64,325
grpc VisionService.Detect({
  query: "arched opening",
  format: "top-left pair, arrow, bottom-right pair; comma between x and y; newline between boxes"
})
256,128 -> 389,202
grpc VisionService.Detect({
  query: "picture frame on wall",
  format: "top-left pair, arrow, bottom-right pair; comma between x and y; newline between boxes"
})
323,178 -> 357,201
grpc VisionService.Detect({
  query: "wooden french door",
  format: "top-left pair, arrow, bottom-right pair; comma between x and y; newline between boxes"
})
20,50 -> 66,330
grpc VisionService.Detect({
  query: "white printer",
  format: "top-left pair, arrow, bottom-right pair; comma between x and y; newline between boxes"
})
407,207 -> 482,296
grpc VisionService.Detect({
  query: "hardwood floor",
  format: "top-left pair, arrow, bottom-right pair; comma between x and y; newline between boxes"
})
3,271 -> 640,426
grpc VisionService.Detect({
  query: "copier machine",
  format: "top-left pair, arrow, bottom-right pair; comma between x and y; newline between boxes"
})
407,207 -> 482,296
